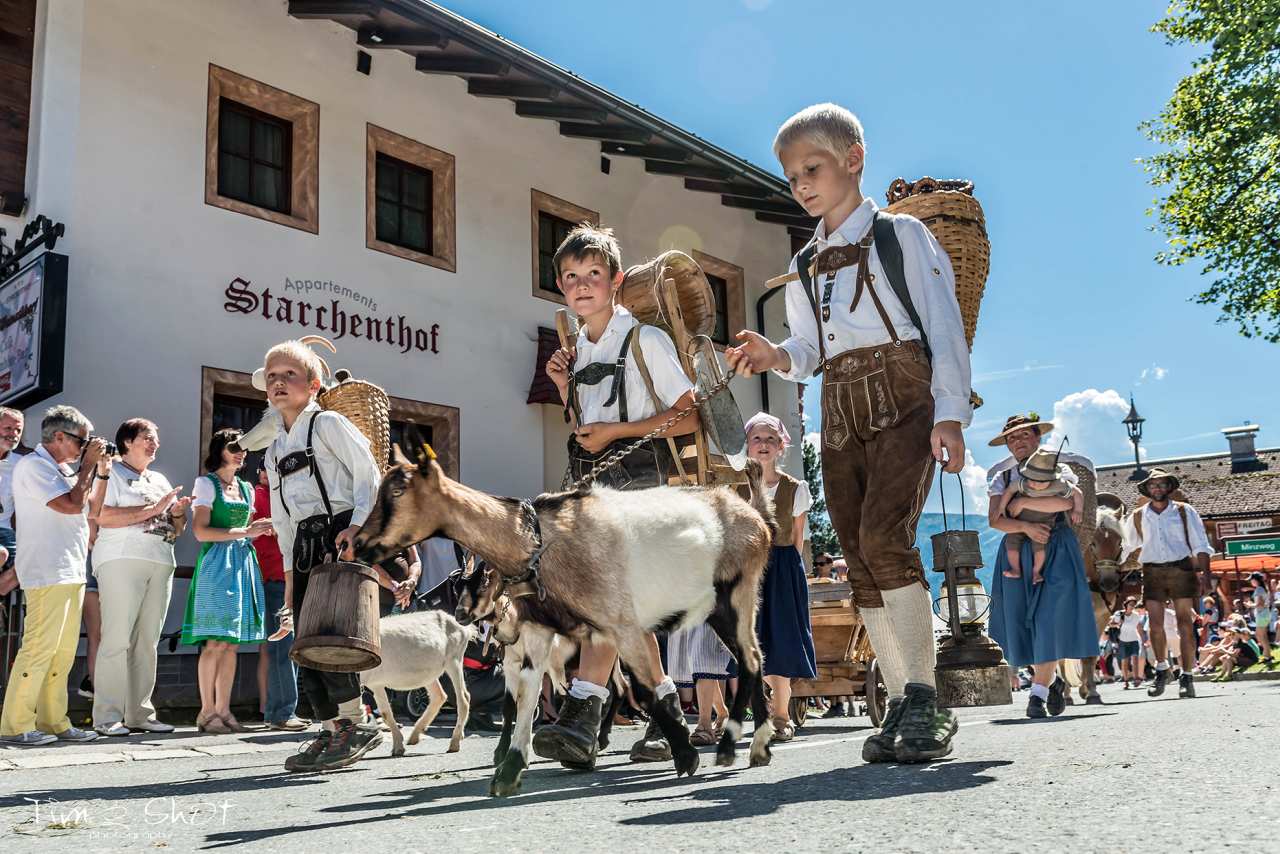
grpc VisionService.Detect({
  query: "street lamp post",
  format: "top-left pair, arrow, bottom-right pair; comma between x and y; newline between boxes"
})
1124,395 -> 1147,480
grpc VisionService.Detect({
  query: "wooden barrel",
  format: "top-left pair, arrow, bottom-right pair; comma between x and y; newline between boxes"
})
617,250 -> 715,340
290,562 -> 382,673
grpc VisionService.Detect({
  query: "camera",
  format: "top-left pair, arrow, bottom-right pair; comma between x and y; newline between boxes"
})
85,436 -> 117,457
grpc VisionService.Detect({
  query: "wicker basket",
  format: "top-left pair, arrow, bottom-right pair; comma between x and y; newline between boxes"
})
885,177 -> 990,350
318,375 -> 392,472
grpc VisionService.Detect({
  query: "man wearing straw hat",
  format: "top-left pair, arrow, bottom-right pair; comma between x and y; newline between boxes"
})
1120,469 -> 1211,699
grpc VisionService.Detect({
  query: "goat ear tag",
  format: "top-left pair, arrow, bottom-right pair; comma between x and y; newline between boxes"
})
416,443 -> 437,464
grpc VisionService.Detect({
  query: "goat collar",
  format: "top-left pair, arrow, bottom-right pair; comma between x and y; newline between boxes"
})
503,500 -> 549,601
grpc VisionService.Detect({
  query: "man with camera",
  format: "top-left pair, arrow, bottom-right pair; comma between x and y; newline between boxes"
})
1120,469 -> 1212,699
0,406 -> 110,745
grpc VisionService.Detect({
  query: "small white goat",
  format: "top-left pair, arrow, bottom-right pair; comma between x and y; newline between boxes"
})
359,609 -> 472,756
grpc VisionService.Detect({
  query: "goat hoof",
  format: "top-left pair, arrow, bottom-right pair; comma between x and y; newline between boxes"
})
407,734 -> 421,746
391,745 -> 406,758
489,754 -> 527,798
673,748 -> 700,778
447,742 -> 461,754
748,744 -> 773,768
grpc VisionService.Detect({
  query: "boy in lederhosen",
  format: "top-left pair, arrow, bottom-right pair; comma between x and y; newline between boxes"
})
260,340 -> 384,772
532,225 -> 701,770
727,103 -> 973,763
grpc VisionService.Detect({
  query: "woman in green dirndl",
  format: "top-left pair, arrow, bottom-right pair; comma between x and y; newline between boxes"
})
181,429 -> 274,733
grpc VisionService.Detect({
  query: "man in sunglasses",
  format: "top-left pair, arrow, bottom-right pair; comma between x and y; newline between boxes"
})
1,406 -> 108,746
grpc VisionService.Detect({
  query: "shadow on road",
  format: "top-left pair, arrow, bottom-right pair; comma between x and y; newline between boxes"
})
617,760 -> 1013,825
988,712 -> 1116,725
0,771 -> 327,811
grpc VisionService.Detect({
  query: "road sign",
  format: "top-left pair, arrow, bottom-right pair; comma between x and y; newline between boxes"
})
1225,536 -> 1280,557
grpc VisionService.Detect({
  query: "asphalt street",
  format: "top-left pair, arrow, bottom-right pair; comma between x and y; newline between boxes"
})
2,678 -> 1276,853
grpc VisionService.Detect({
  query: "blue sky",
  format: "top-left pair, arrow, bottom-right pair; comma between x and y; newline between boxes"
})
444,0 -> 1277,506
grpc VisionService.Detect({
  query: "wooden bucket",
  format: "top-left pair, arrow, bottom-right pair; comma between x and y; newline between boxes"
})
290,562 -> 382,673
617,250 -> 715,340
884,177 -> 990,351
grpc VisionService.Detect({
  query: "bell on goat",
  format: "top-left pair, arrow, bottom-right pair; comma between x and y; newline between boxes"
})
929,472 -> 1011,709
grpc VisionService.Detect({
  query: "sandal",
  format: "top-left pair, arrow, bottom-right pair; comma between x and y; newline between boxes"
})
202,716 -> 232,735
221,714 -> 249,733
689,727 -> 717,747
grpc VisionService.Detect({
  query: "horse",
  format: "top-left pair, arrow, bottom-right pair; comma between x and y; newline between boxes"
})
1071,497 -> 1143,700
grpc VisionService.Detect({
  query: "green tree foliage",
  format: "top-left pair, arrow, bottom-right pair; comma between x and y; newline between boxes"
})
802,436 -> 840,560
1141,1 -> 1280,340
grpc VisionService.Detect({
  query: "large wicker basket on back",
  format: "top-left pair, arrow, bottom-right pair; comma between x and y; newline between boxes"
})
318,371 -> 392,473
885,177 -> 990,350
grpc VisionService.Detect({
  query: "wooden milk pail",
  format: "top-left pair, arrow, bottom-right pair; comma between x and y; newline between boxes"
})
617,250 -> 716,341
290,562 -> 382,673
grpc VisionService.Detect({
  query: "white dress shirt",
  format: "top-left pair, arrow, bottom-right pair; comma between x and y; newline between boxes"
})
266,402 -> 381,573
0,449 -> 25,528
773,197 -> 973,426
12,445 -> 89,588
573,305 -> 693,424
1121,502 -> 1212,564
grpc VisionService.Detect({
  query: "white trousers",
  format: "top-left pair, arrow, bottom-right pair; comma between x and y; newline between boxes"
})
92,557 -> 174,727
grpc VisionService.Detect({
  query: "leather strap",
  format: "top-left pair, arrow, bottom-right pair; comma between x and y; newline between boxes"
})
629,330 -> 691,485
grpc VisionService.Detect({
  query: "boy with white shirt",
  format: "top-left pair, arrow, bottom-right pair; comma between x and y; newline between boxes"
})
532,224 -> 702,771
727,103 -> 972,763
261,340 -> 384,771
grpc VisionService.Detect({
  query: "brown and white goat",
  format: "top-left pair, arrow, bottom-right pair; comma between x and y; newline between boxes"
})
354,445 -> 776,792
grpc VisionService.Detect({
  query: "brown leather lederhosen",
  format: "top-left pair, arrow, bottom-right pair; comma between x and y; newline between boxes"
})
798,223 -> 936,608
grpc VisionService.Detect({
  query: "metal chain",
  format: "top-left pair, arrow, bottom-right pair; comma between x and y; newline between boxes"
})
560,368 -> 737,492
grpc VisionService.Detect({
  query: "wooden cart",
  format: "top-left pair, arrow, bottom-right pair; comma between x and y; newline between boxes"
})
787,580 -> 888,728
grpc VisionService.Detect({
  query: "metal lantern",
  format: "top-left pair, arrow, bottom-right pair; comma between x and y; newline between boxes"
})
930,473 -> 1012,708
1124,395 -> 1148,480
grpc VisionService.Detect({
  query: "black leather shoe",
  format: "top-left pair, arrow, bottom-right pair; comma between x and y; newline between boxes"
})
1147,668 -> 1169,697
1026,695 -> 1047,719
1047,677 -> 1066,716
630,693 -> 684,762
532,695 -> 603,770
1178,673 -> 1196,698
861,697 -> 904,763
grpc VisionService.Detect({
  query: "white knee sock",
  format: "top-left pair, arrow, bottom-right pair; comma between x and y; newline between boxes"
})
1030,683 -> 1049,701
336,697 -> 364,722
859,605 -> 907,699
654,676 -> 677,700
568,678 -> 610,702
882,584 -> 938,690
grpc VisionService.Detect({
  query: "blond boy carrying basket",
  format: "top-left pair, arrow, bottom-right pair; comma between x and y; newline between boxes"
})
727,103 -> 972,763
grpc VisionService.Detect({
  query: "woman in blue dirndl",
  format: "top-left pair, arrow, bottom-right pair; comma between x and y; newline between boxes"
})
181,429 -> 272,733
986,419 -> 1099,719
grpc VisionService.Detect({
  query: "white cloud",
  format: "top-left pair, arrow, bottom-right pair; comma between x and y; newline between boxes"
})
804,431 -> 821,450
1049,388 -> 1134,464
1136,364 -> 1168,385
923,449 -> 989,515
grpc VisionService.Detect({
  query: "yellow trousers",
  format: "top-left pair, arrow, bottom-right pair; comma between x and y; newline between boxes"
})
0,583 -> 84,736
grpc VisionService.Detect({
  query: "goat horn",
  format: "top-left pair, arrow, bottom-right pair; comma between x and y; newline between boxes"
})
299,335 -> 337,354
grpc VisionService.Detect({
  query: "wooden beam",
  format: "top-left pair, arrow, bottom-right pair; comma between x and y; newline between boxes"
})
559,123 -> 650,143
683,178 -> 770,198
721,195 -> 808,216
644,160 -> 731,181
467,79 -> 556,100
287,1 -> 376,19
755,210 -> 819,228
515,101 -> 609,123
358,26 -> 446,50
416,54 -> 509,76
600,141 -> 689,162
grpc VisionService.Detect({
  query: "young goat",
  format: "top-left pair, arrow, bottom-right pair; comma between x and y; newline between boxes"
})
354,445 -> 776,790
359,609 -> 472,756
455,566 -> 624,796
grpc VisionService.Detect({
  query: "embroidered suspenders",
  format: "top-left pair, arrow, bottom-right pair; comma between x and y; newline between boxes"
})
273,411 -> 335,521
566,326 -> 640,425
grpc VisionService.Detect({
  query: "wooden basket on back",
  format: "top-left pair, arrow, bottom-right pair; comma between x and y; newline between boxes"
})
883,177 -> 990,352
558,250 -> 743,486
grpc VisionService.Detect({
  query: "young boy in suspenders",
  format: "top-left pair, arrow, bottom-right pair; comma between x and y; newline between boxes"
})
533,225 -> 702,770
727,103 -> 973,763
260,340 -> 384,772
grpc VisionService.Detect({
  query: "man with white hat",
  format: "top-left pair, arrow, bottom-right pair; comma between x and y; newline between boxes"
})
1121,469 -> 1212,698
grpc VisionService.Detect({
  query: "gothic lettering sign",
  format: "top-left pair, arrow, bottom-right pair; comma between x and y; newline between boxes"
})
0,252 -> 67,409
223,276 -> 440,355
